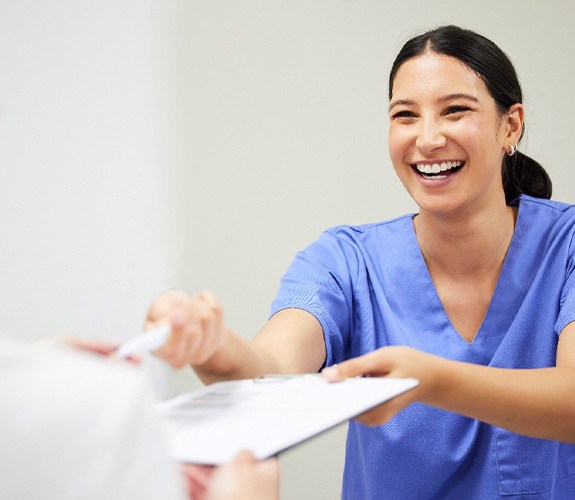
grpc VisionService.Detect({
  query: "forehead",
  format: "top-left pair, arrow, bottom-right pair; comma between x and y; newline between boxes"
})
390,52 -> 490,102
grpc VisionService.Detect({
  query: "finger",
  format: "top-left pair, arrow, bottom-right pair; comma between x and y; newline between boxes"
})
197,290 -> 221,311
153,313 -> 187,366
253,458 -> 280,499
323,350 -> 391,381
181,463 -> 214,500
194,300 -> 222,365
156,298 -> 212,367
174,299 -> 211,366
355,390 -> 414,426
231,450 -> 257,465
155,330 -> 191,368
161,302 -> 189,350
181,463 -> 214,485
145,289 -> 188,324
170,304 -> 187,330
255,458 -> 280,480
57,336 -> 119,356
322,364 -> 342,381
172,320 -> 201,368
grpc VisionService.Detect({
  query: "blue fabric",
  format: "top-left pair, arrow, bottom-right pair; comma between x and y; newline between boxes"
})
270,195 -> 575,499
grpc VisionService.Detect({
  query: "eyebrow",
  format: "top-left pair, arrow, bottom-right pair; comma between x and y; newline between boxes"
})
439,93 -> 480,104
388,99 -> 414,111
389,93 -> 480,111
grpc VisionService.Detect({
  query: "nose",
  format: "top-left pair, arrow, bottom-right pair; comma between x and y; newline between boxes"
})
415,116 -> 447,153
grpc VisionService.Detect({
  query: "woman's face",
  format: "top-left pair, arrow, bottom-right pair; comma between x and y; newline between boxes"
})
388,52 -> 511,218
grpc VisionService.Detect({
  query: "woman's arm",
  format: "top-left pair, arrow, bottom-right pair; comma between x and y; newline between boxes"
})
146,290 -> 326,384
325,322 -> 575,443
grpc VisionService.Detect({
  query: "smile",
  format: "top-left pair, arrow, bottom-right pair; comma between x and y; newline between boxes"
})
412,160 -> 464,178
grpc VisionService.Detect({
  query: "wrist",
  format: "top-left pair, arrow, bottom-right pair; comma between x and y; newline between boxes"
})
419,353 -> 453,406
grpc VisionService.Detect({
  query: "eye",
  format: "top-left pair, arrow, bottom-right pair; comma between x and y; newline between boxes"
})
444,105 -> 471,115
391,110 -> 416,120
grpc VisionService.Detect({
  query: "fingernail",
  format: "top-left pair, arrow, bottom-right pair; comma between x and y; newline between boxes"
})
322,364 -> 340,380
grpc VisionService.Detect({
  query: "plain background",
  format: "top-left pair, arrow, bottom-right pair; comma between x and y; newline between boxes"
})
1,1 -> 574,498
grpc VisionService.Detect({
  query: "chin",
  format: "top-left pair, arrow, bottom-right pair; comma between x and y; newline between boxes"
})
412,194 -> 467,219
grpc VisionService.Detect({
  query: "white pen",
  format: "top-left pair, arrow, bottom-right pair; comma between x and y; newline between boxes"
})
116,324 -> 171,358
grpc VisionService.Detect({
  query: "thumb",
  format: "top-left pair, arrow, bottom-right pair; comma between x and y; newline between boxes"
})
323,350 -> 390,381
231,450 -> 257,466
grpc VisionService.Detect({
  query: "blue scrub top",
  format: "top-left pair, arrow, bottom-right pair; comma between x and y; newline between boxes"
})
270,195 -> 575,499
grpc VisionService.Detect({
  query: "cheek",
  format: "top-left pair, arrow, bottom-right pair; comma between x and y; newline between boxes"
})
454,119 -> 497,154
454,121 -> 505,181
388,126 -> 411,166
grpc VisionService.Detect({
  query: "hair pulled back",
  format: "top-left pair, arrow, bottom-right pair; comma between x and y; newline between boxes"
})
389,25 -> 551,203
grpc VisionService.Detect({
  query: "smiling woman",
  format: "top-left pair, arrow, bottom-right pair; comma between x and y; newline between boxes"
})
388,25 -> 552,206
145,25 -> 575,499
389,52 -> 521,219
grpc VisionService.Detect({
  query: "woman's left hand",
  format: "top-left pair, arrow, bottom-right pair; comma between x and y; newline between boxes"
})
322,346 -> 445,426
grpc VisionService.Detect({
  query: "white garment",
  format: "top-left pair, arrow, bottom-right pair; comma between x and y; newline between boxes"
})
0,339 -> 186,500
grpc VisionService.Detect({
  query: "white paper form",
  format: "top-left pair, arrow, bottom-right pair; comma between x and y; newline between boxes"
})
156,375 -> 418,465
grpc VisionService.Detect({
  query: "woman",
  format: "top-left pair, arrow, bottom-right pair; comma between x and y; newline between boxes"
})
147,26 -> 575,498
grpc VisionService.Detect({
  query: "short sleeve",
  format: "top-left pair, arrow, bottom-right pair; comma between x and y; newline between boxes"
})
270,230 -> 359,366
555,233 -> 575,335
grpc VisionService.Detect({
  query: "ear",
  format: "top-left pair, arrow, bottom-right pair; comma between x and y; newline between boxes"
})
503,103 -> 524,150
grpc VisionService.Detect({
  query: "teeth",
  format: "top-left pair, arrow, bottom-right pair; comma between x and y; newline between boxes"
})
415,161 -> 462,174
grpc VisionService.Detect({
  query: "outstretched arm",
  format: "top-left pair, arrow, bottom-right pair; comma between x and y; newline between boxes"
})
324,322 -> 575,443
145,290 -> 326,384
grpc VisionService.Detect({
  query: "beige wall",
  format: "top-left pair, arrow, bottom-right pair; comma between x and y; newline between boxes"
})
0,1 -> 169,343
1,1 -> 574,499
154,1 -> 575,498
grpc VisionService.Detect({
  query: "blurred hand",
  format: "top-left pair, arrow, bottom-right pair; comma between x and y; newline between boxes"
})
34,335 -> 119,356
144,289 -> 227,369
323,346 -> 443,426
204,451 -> 279,500
180,463 -> 215,500
40,336 -> 142,364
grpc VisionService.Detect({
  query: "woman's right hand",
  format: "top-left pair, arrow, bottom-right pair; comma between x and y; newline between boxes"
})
144,289 -> 228,369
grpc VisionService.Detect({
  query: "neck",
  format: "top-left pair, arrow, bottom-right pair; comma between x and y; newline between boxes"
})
414,201 -> 517,278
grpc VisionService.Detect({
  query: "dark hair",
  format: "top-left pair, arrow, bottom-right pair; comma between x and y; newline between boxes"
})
389,25 -> 551,203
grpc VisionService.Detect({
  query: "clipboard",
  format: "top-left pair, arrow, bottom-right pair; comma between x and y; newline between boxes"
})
156,375 -> 418,465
